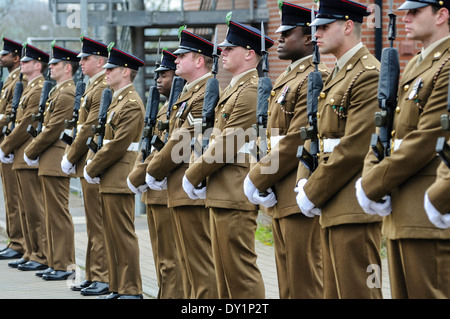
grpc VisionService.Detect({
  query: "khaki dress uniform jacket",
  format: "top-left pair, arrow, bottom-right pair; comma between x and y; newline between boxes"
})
0,75 -> 47,264
146,74 -> 218,299
85,85 -> 144,295
24,79 -> 75,271
64,72 -> 108,284
0,68 -> 27,255
297,46 -> 383,299
361,38 -> 450,298
128,102 -> 184,298
185,70 -> 265,298
248,57 -> 328,298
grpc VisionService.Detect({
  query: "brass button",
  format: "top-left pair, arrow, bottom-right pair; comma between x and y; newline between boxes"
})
396,106 -> 400,113
404,85 -> 409,92
320,92 -> 326,99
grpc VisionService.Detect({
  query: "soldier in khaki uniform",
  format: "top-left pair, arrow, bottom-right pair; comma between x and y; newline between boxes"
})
0,37 -> 27,260
0,43 -> 49,271
183,18 -> 272,299
425,155 -> 450,228
295,0 -> 383,298
24,43 -> 79,281
128,49 -> 184,299
244,2 -> 327,299
357,0 -> 450,298
146,29 -> 218,299
84,45 -> 145,299
61,36 -> 109,296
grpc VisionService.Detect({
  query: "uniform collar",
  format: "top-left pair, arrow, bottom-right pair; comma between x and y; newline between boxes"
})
88,69 -> 106,86
113,83 -> 133,100
184,72 -> 211,94
229,68 -> 256,88
420,35 -> 450,61
335,42 -> 363,72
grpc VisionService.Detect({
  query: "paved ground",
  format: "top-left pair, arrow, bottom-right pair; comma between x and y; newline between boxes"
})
0,179 -> 391,299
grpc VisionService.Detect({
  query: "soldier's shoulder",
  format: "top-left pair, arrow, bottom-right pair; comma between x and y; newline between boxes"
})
359,53 -> 380,71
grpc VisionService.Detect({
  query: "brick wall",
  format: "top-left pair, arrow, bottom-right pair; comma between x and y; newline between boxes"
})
183,0 -> 421,86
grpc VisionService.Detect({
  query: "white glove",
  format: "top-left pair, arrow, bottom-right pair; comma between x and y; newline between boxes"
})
24,152 -> 39,167
61,154 -> 76,175
424,192 -> 450,229
182,175 -> 206,200
243,174 -> 277,207
294,178 -> 321,217
145,173 -> 167,191
355,178 -> 392,216
127,177 -> 148,195
83,164 -> 100,184
0,148 -> 14,164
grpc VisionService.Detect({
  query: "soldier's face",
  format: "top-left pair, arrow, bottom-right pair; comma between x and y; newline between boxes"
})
49,61 -> 65,81
156,70 -> 175,98
221,46 -> 248,75
315,21 -> 346,58
402,6 -> 438,43
0,53 -> 15,68
19,60 -> 34,76
80,55 -> 103,77
105,66 -> 123,89
277,27 -> 311,61
174,52 -> 195,79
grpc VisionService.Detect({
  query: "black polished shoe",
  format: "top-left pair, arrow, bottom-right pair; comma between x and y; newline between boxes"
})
18,260 -> 47,271
70,279 -> 92,291
42,270 -> 74,281
8,258 -> 27,268
36,267 -> 53,277
0,248 -> 22,259
81,281 -> 109,296
97,292 -> 120,299
118,294 -> 143,299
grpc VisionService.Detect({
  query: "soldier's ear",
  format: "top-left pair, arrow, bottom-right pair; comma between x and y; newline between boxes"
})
305,34 -> 312,46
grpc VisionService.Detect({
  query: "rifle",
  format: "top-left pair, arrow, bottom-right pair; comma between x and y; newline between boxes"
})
151,75 -> 185,151
60,71 -> 86,145
297,7 -> 322,173
2,72 -> 24,136
86,87 -> 113,153
190,27 -> 220,159
370,3 -> 399,161
0,67 -> 3,96
27,69 -> 53,137
436,75 -> 450,168
250,21 -> 271,164
140,41 -> 161,161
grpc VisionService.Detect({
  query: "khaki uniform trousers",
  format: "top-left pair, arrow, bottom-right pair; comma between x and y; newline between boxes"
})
101,193 -> 142,295
80,178 -> 108,283
321,222 -> 383,299
210,208 -> 265,299
171,205 -> 217,299
146,203 -> 183,299
387,238 -> 450,298
41,175 -> 75,271
16,169 -> 47,265
1,163 -> 25,254
272,214 -> 323,299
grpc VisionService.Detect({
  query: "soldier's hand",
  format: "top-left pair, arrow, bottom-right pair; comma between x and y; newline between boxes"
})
243,175 -> 259,204
146,173 -> 167,191
424,192 -> 450,229
127,177 -> 148,195
294,178 -> 321,217
355,178 -> 391,216
24,152 -> 39,167
83,163 -> 100,184
0,148 -> 14,164
182,175 -> 205,200
61,154 -> 76,175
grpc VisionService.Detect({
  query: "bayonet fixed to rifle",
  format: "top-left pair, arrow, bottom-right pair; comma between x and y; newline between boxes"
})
370,3 -> 399,161
86,87 -> 112,153
151,75 -> 185,151
3,72 -> 24,136
297,7 -> 322,173
141,44 -> 161,161
436,75 -> 450,168
27,69 -> 53,138
60,71 -> 86,145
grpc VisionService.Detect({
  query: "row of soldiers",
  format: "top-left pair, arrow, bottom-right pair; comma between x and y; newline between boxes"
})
0,0 -> 449,299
